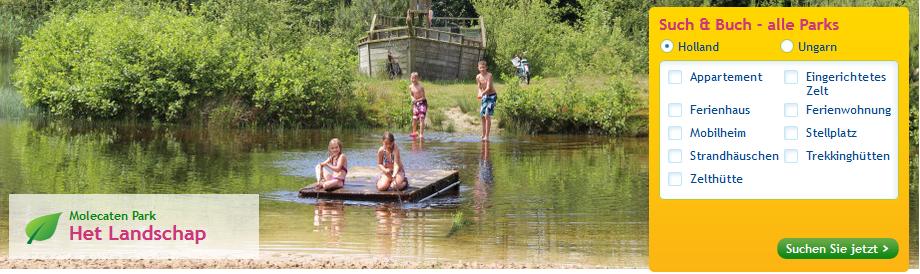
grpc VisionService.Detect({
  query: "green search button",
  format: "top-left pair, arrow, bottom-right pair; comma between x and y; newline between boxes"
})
778,238 -> 898,259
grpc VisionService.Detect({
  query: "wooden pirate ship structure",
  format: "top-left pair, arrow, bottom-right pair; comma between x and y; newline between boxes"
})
357,0 -> 486,81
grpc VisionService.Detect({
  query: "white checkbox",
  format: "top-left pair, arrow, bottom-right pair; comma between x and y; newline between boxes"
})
784,103 -> 798,117
668,172 -> 682,186
668,103 -> 682,117
668,149 -> 682,163
668,70 -> 682,84
784,149 -> 798,163
784,70 -> 798,84
784,126 -> 798,140
668,126 -> 682,140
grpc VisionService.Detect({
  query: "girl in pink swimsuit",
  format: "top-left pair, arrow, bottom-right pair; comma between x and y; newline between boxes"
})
315,138 -> 348,191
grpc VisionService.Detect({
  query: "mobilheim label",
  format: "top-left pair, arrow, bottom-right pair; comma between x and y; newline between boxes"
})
9,194 -> 258,259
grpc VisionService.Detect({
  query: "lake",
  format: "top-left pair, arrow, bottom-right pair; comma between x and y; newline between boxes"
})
0,120 -> 649,267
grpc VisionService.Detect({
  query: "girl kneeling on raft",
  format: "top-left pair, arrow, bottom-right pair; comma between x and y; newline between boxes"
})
315,138 -> 348,191
377,132 -> 409,191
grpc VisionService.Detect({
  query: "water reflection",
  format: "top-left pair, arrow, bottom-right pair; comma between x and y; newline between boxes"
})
374,203 -> 407,256
411,137 -> 425,152
312,200 -> 345,242
473,141 -> 493,219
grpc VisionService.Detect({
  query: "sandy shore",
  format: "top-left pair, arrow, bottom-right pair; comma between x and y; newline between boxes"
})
0,254 -> 605,269
441,106 -> 501,133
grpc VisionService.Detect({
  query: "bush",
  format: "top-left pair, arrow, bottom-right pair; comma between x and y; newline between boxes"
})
352,78 -> 412,128
564,3 -> 648,75
13,3 -> 360,127
498,73 -> 642,135
14,6 -> 232,120
197,0 -> 299,52
251,36 -> 357,126
474,0 -> 566,76
322,0 -> 409,43
474,0 -> 650,77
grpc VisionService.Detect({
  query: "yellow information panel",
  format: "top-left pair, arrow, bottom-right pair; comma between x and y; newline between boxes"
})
649,8 -> 908,271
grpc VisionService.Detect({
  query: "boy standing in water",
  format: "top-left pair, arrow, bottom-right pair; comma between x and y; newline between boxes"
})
476,60 -> 497,142
409,72 -> 427,138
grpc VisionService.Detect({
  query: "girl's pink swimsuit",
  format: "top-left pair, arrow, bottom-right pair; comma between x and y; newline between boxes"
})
331,156 -> 348,184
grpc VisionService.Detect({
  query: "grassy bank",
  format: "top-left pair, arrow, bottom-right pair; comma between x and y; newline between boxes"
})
352,77 -> 484,132
3,61 -> 650,136
498,73 -> 648,136
353,74 -> 648,136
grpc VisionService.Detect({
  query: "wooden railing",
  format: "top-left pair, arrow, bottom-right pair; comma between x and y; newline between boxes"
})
358,14 -> 486,48
431,17 -> 481,28
414,28 -> 481,47
368,27 -> 411,41
378,15 -> 482,30
360,27 -> 482,47
376,15 -> 407,29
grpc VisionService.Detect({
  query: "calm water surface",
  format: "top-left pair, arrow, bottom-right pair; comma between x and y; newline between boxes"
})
0,120 -> 648,267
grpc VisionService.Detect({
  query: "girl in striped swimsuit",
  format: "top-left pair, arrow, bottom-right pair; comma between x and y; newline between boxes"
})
376,132 -> 409,191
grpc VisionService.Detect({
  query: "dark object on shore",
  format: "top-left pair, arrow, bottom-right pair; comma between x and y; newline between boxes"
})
299,167 -> 460,203
387,53 -> 402,80
511,54 -> 530,85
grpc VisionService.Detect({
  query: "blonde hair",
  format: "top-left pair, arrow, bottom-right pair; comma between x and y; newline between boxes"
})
478,60 -> 487,66
410,72 -> 419,78
328,138 -> 343,157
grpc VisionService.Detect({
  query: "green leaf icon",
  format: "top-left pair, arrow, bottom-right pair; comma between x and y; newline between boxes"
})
25,212 -> 62,244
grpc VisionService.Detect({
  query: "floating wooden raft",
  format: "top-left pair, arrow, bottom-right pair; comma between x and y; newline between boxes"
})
299,167 -> 460,202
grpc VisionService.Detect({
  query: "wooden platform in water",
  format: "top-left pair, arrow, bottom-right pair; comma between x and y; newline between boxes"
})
298,167 -> 460,202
